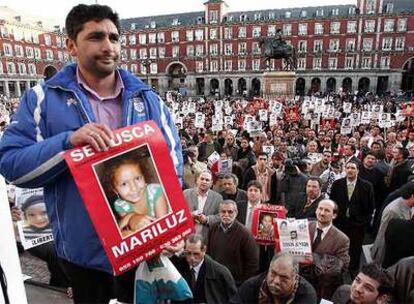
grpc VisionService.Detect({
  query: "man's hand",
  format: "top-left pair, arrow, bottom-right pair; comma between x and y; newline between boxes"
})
69,123 -> 114,152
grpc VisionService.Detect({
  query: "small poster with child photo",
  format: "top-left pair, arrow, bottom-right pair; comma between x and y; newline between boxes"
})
251,204 -> 286,245
64,121 -> 195,275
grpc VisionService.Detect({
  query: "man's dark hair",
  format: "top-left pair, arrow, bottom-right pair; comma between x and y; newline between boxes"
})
222,173 -> 238,186
186,234 -> 207,250
362,151 -> 377,161
359,263 -> 394,296
257,152 -> 268,159
65,4 -> 120,40
346,144 -> 356,153
399,182 -> 414,199
396,147 -> 409,160
306,176 -> 322,188
247,180 -> 263,192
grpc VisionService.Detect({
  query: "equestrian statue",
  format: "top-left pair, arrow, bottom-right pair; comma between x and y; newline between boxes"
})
259,29 -> 297,71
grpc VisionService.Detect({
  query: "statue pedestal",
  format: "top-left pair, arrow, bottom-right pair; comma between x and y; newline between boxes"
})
263,71 -> 296,98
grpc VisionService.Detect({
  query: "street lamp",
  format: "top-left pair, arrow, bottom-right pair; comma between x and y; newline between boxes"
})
141,58 -> 153,85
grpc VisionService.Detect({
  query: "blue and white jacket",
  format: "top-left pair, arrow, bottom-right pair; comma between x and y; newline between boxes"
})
0,64 -> 183,273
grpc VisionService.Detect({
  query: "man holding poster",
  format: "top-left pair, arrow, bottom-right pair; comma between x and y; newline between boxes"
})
0,4 -> 183,304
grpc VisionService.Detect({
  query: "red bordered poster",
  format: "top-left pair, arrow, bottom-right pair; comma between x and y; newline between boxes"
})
274,218 -> 313,264
251,204 -> 286,245
64,121 -> 194,275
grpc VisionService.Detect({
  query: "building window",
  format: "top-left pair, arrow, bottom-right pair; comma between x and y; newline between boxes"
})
364,20 -> 375,33
382,37 -> 392,51
210,60 -> 218,72
253,59 -> 260,71
362,38 -> 373,51
224,43 -> 232,55
148,33 -> 156,44
139,48 -> 147,59
224,27 -> 232,39
380,56 -> 390,69
186,30 -> 194,41
238,42 -> 247,55
172,31 -> 179,43
238,27 -> 246,38
139,34 -> 147,45
252,42 -> 261,54
238,59 -> 246,71
7,62 -> 16,74
332,8 -> 339,16
345,57 -> 354,69
283,24 -> 292,36
329,39 -> 339,52
172,46 -> 179,57
210,28 -> 218,39
195,29 -> 204,41
316,9 -> 324,17
285,11 -> 291,18
57,51 -> 63,61
328,58 -> 337,70
268,12 -> 275,19
129,35 -> 136,45
130,64 -> 138,74
397,19 -> 407,32
3,44 -> 13,56
120,35 -> 127,46
361,57 -> 371,69
347,21 -> 357,33
298,23 -> 307,36
314,40 -> 323,52
384,19 -> 394,32
32,34 -> 39,44
252,26 -> 261,38
150,21 -> 156,29
395,37 -> 405,51
348,7 -> 356,15
44,34 -> 51,46
346,39 -> 355,52
158,47 -> 165,58
0,26 -> 9,38
210,43 -> 218,56
18,63 -> 26,75
149,47 -> 157,58
195,45 -> 204,56
172,18 -> 180,26
297,58 -> 306,70
210,10 -> 218,23
298,40 -> 307,53
34,48 -> 41,59
385,3 -> 393,13
224,60 -> 232,71
150,63 -> 157,74
28,63 -> 36,75
121,49 -> 127,61
301,10 -> 307,18
313,58 -> 322,70
314,23 -> 323,35
268,25 -> 276,37
366,0 -> 376,14
157,32 -> 165,43
196,61 -> 203,73
140,63 -> 146,74
130,49 -> 137,60
15,45 -> 23,57
187,45 -> 194,56
46,49 -> 54,60
26,47 -> 34,58
330,22 -> 340,34
254,13 -> 261,21
240,14 -> 247,22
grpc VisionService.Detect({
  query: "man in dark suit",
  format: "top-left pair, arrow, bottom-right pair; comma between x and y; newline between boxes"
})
184,170 -> 223,239
304,199 -> 350,300
288,177 -> 324,219
219,173 -> 247,204
330,161 -> 375,275
343,144 -> 361,167
383,218 -> 414,268
173,234 -> 237,304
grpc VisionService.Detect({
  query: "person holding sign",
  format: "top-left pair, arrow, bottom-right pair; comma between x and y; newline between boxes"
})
105,158 -> 169,236
0,4 -> 182,303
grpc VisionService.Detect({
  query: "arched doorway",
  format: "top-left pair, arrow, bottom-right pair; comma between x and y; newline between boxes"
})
342,78 -> 353,93
311,78 -> 321,94
44,65 -> 58,81
402,57 -> 414,92
358,77 -> 370,93
224,79 -> 233,96
295,78 -> 305,96
326,78 -> 336,93
251,78 -> 261,96
167,61 -> 187,91
210,78 -> 219,95
237,78 -> 247,96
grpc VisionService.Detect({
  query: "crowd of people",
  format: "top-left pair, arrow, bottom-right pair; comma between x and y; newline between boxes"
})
0,3 -> 413,304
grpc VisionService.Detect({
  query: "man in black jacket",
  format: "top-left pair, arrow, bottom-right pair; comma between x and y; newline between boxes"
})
330,161 -> 375,275
230,252 -> 317,304
383,218 -> 414,268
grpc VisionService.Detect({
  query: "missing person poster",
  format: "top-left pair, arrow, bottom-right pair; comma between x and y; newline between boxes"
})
15,188 -> 53,250
252,204 -> 286,245
64,121 -> 195,275
274,218 -> 313,264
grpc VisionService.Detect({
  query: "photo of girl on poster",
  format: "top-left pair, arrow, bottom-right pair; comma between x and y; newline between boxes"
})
99,145 -> 171,237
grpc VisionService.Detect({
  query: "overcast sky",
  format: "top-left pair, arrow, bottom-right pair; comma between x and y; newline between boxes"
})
3,0 -> 356,26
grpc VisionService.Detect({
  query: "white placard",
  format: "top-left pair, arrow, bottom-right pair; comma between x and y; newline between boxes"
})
341,118 -> 352,134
